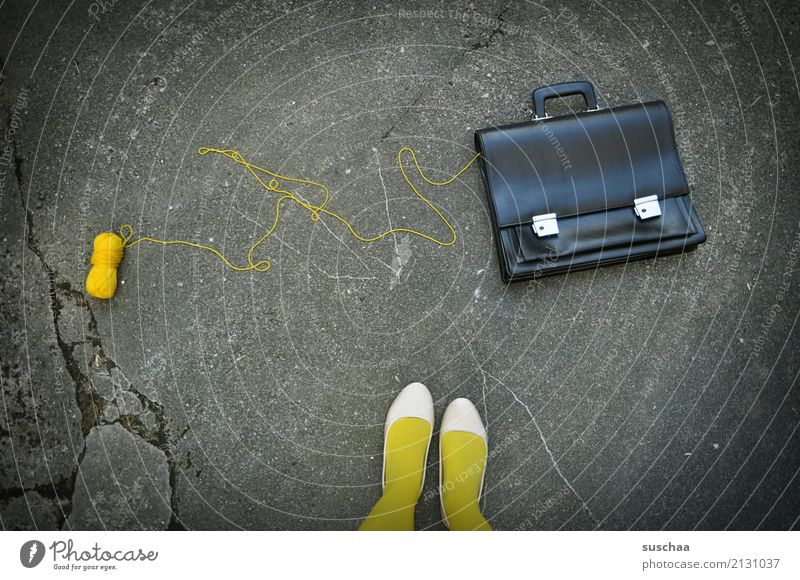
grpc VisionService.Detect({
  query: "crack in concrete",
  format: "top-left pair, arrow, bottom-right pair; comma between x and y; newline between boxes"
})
460,336 -> 490,438
470,8 -> 509,51
453,307 -> 599,526
0,479 -> 74,531
4,84 -> 185,530
3,10 -> 576,530
458,335 -> 600,527
459,5 -> 510,53
91,363 -> 187,531
489,371 -> 601,527
381,125 -> 395,140
1,70 -> 82,528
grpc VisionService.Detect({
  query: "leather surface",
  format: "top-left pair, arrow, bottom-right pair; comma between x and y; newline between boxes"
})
498,196 -> 705,280
474,92 -> 706,282
476,102 -> 689,227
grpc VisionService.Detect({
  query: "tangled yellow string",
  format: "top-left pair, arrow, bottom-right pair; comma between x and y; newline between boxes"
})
120,146 -> 480,273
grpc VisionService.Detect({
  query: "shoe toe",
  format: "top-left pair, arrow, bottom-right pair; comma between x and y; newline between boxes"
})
440,398 -> 487,444
385,382 -> 434,434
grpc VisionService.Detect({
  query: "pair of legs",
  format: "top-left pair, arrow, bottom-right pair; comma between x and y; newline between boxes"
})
359,382 -> 491,531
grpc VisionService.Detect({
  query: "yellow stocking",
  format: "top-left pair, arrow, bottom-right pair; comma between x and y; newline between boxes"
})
440,431 -> 492,531
359,418 -> 431,531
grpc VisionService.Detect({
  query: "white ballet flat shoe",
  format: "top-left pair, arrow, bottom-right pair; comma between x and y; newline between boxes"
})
438,397 -> 488,528
382,382 -> 435,493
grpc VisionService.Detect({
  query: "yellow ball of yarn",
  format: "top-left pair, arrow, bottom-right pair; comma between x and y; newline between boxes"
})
86,232 -> 125,299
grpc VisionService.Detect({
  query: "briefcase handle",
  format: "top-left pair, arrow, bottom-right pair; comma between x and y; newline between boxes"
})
532,81 -> 599,120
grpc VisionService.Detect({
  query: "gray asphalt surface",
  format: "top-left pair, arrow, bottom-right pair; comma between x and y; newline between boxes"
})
1,0 -> 799,530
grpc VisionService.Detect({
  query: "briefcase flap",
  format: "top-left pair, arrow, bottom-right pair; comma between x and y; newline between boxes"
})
475,101 -> 690,228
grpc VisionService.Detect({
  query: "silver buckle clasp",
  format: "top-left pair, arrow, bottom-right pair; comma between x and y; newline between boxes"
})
532,213 -> 559,237
633,195 -> 661,220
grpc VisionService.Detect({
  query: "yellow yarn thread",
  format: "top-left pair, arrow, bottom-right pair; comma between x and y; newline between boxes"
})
85,146 -> 480,299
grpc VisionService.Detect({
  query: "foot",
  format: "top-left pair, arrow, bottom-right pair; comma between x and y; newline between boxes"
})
439,398 -> 492,531
359,382 -> 434,531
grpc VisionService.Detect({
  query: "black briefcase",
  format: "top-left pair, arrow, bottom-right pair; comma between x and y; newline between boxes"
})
474,81 -> 706,282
